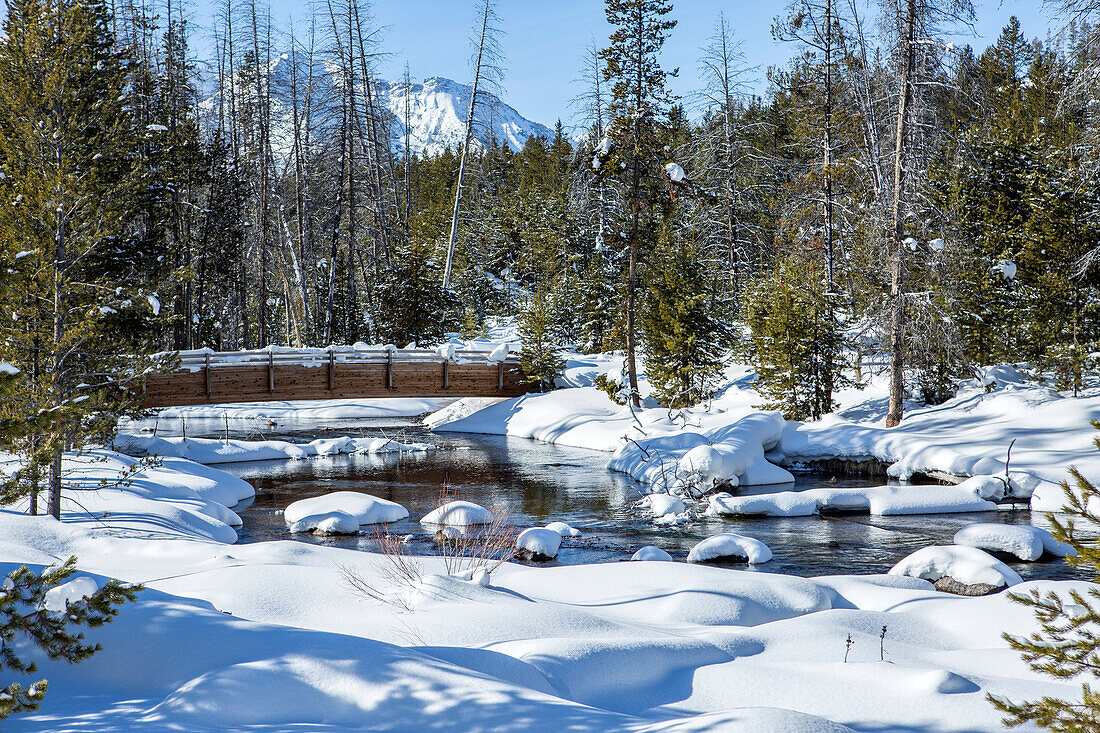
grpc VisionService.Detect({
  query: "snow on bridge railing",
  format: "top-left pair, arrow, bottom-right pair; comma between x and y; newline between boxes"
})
168,344 -> 518,372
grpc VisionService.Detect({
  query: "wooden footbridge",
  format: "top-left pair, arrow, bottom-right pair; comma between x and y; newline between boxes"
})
142,346 -> 532,408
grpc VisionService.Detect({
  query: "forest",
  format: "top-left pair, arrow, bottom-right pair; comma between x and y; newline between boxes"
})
2,0 -> 1099,503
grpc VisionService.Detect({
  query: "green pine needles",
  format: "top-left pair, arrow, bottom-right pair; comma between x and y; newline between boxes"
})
991,422 -> 1100,730
1,557 -> 140,720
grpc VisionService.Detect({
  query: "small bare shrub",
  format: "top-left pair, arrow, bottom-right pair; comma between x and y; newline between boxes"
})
340,483 -> 516,610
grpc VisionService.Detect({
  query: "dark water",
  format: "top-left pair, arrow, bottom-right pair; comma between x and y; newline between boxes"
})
195,423 -> 1095,582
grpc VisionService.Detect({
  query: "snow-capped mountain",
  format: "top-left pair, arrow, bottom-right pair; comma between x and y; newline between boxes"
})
202,53 -> 552,158
377,76 -> 553,156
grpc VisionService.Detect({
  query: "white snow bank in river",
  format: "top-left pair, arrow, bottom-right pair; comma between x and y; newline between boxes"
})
130,397 -> 454,423
638,493 -> 685,518
114,433 -> 433,465
708,479 -> 999,517
687,533 -> 772,564
890,545 -> 1022,589
514,527 -> 561,560
954,523 -> 1074,561
610,413 -> 792,493
421,500 -> 493,526
285,492 -> 409,534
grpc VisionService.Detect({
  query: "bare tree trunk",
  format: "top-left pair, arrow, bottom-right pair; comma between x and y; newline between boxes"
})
443,0 -> 493,290
886,0 -> 917,428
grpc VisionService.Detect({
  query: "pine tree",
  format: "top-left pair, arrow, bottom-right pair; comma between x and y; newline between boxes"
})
641,227 -> 732,408
598,0 -> 677,407
990,423 -> 1100,730
744,253 -> 849,420
1,557 -> 140,720
0,0 -> 171,519
518,284 -> 565,392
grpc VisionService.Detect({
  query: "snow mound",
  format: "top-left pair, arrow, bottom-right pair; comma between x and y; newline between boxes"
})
610,413 -> 791,495
514,528 -> 561,560
285,492 -> 409,534
639,493 -> 685,518
631,546 -> 673,562
544,521 -> 581,537
889,545 -> 1022,590
954,523 -> 1074,561
665,162 -> 685,182
421,500 -> 493,527
687,533 -> 772,564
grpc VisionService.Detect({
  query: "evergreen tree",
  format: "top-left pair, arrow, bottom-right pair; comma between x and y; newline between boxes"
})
1,557 -> 140,720
597,0 -> 677,407
990,424 -> 1100,730
744,253 -> 849,420
518,283 -> 565,392
641,227 -> 732,408
0,0 -> 170,518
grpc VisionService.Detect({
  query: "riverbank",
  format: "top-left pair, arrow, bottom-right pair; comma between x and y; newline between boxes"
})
0,489 -> 1086,732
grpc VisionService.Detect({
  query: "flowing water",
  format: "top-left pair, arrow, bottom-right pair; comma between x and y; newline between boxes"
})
139,416 -> 1094,582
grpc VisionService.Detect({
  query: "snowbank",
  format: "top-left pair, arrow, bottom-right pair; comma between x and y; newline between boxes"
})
890,545 -> 1023,590
638,493 -> 685,518
781,381 -> 1100,510
687,533 -> 773,564
114,433 -> 433,465
708,479 -> 999,517
609,413 -> 792,494
421,500 -> 494,527
0,450 -> 247,543
953,523 -> 1074,561
284,492 -> 409,534
0,509 -> 1091,732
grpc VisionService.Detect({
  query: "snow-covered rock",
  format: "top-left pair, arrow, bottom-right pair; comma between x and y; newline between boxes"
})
514,527 -> 562,562
420,501 -> 493,527
889,545 -> 1022,595
285,492 -> 409,534
665,162 -> 685,182
687,533 -> 773,564
639,493 -> 685,518
544,521 -> 581,538
631,546 -> 673,562
953,523 -> 1074,561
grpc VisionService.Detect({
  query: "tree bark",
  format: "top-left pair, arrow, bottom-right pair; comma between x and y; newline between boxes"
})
886,0 -> 917,428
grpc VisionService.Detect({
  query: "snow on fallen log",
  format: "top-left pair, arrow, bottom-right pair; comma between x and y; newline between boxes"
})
285,491 -> 409,535
687,533 -> 772,564
953,523 -> 1075,561
889,545 -> 1022,595
707,479 -> 1000,517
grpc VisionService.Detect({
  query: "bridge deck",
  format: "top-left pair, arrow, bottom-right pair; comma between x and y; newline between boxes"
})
143,348 -> 532,408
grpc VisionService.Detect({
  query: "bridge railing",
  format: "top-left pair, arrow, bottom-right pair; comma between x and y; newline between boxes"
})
144,346 -> 529,407
172,346 -> 519,371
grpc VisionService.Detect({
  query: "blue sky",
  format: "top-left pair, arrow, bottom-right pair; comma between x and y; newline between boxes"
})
236,0 -> 1056,128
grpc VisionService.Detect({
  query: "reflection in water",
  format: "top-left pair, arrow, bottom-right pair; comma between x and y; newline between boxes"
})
205,426 -> 1095,582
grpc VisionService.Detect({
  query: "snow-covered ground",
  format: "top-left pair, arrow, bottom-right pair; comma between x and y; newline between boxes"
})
0,478 -> 1087,732
4,325 -> 1098,730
